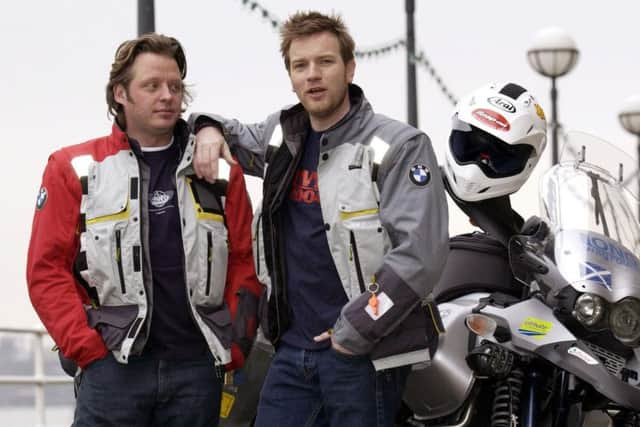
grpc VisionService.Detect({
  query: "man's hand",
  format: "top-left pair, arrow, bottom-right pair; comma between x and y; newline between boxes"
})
313,330 -> 355,355
193,126 -> 236,183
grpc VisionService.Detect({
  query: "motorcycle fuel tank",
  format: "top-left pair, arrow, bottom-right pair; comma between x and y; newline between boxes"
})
402,293 -> 485,419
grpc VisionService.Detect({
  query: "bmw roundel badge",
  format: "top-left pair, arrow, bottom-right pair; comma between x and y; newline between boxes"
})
409,165 -> 430,186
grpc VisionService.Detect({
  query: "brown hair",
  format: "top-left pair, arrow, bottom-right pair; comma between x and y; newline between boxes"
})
106,33 -> 191,128
280,11 -> 355,71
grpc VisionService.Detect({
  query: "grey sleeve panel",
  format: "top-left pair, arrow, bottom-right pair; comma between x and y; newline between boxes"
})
188,111 -> 282,177
333,133 -> 449,354
376,133 -> 449,297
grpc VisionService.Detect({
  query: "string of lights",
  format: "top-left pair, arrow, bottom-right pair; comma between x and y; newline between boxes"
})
236,0 -> 458,105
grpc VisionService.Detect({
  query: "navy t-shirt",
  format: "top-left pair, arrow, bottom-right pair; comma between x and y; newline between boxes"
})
142,141 -> 209,360
280,129 -> 348,350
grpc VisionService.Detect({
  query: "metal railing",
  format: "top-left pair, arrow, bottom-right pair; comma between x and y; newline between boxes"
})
0,326 -> 73,427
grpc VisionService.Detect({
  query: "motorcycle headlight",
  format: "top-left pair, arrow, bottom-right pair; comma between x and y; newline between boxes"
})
573,293 -> 606,327
609,298 -> 640,345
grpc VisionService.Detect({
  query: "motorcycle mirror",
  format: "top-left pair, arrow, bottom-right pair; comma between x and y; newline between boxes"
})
520,215 -> 550,241
465,313 -> 497,338
508,236 -> 550,288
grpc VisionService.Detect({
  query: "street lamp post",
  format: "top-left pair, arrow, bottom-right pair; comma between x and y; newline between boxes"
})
618,95 -> 640,221
527,27 -> 579,165
405,0 -> 418,128
138,0 -> 155,36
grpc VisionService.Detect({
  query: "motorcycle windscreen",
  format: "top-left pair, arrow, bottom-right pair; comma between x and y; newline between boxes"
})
553,229 -> 640,303
539,131 -> 640,302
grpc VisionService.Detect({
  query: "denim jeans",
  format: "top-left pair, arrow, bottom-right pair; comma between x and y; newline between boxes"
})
73,352 -> 222,427
255,343 -> 409,427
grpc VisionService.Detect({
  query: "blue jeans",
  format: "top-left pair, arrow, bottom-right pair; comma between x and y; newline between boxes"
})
73,352 -> 222,427
255,343 -> 409,427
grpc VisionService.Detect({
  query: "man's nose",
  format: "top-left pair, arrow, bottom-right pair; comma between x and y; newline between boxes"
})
159,83 -> 173,99
306,62 -> 321,80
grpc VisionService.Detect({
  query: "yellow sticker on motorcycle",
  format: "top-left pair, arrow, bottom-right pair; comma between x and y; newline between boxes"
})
518,317 -> 552,339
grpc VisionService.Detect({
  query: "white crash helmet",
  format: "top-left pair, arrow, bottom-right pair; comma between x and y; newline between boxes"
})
444,82 -> 547,202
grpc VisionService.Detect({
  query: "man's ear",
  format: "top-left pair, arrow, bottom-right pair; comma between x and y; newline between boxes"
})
114,84 -> 127,105
346,59 -> 356,83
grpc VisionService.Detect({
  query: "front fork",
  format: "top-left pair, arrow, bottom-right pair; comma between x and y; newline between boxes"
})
521,369 -> 540,427
551,370 -> 571,427
521,367 -> 571,427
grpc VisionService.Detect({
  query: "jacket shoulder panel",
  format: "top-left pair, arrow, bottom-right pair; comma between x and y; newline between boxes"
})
370,114 -> 423,146
57,133 -> 129,165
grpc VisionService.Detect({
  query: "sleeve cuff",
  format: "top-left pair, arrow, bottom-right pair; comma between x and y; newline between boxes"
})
193,116 -> 222,135
332,315 -> 375,355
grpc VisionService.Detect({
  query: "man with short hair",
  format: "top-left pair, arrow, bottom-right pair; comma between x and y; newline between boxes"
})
193,11 -> 449,427
26,33 -> 261,427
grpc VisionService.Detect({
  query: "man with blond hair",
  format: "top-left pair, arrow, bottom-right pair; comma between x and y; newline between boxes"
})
27,33 -> 261,426
193,11 -> 449,427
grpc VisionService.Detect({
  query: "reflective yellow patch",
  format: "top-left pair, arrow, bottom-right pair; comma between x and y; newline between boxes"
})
220,391 -> 235,418
86,200 -> 130,224
339,208 -> 379,220
535,104 -> 546,121
517,317 -> 552,339
186,177 -> 225,222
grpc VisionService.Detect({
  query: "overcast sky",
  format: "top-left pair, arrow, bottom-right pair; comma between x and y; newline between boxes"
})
2,0 -> 639,328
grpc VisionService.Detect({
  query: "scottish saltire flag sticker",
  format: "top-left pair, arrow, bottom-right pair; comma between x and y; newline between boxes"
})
580,261 -> 612,291
409,165 -> 430,186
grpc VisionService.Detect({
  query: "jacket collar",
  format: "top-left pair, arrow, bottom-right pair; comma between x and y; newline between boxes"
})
279,84 -> 375,152
113,119 -> 191,159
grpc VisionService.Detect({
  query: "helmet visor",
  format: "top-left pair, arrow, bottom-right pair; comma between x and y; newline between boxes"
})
450,126 -> 533,178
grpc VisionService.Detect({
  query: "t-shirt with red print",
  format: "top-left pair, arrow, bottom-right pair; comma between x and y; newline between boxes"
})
280,128 -> 348,350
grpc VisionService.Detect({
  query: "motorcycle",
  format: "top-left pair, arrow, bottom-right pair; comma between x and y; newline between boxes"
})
401,131 -> 640,426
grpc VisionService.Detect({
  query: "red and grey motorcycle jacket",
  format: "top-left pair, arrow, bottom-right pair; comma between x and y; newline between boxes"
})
26,121 -> 262,370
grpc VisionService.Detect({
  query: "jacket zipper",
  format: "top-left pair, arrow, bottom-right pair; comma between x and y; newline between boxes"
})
270,222 -> 282,343
349,231 -> 367,293
266,135 -> 301,344
255,214 -> 261,275
206,231 -> 213,296
115,229 -> 126,294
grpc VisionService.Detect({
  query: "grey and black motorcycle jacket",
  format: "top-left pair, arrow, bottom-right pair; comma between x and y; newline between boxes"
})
191,84 -> 449,359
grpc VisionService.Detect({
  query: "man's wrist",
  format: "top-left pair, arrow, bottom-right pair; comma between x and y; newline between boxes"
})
194,116 -> 222,135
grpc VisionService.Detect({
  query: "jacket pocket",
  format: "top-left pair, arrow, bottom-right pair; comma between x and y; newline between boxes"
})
233,288 -> 260,357
83,183 -> 131,295
198,224 -> 228,304
86,305 -> 139,351
343,214 -> 386,293
252,208 -> 271,291
196,304 -> 232,349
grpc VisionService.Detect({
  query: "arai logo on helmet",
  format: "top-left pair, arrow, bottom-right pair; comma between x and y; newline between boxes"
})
472,109 -> 511,131
487,96 -> 516,113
